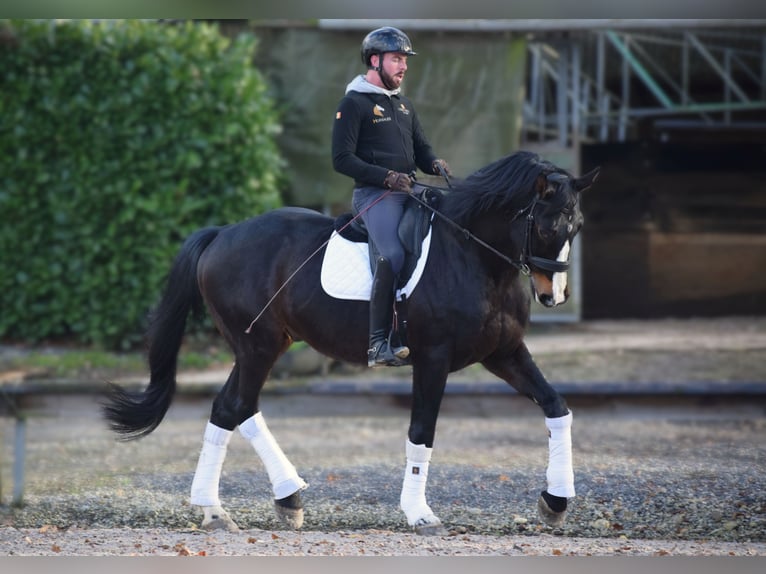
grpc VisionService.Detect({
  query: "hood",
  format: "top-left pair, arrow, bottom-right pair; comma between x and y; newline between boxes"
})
345,74 -> 401,97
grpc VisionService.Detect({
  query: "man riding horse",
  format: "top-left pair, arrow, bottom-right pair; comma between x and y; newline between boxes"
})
331,26 -> 452,367
103,26 -> 600,536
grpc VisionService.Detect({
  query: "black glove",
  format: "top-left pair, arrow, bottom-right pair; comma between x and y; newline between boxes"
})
384,170 -> 413,193
432,159 -> 452,177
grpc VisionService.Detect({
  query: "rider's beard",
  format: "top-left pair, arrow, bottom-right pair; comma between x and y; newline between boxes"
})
379,67 -> 403,91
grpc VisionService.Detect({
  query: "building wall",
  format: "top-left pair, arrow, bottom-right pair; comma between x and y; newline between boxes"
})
581,139 -> 766,318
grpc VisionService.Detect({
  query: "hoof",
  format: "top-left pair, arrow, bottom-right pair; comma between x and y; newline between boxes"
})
275,492 -> 304,530
413,517 -> 448,536
537,491 -> 568,527
275,505 -> 304,529
200,507 -> 239,532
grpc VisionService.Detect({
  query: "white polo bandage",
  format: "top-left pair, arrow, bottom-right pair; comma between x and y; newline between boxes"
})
400,440 -> 438,525
190,422 -> 233,507
545,411 -> 575,498
239,412 -> 307,499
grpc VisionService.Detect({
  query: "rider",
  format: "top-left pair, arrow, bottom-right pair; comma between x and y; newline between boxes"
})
332,26 -> 452,368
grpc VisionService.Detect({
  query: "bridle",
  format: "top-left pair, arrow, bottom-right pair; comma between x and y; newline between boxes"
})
409,177 -> 573,277
513,194 -> 571,275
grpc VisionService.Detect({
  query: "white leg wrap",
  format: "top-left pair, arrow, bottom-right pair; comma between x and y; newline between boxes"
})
239,412 -> 307,499
400,440 -> 439,526
190,422 -> 233,507
545,411 -> 575,498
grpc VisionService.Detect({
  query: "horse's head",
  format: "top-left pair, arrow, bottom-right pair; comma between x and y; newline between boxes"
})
441,152 -> 599,307
522,166 -> 599,307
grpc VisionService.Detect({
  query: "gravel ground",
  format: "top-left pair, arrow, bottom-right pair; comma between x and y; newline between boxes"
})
2,317 -> 766,556
2,392 -> 766,556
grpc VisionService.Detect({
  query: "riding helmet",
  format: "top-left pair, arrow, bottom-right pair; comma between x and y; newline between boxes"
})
361,27 -> 417,68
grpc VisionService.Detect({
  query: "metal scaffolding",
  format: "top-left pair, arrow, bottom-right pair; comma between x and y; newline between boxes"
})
522,25 -> 766,146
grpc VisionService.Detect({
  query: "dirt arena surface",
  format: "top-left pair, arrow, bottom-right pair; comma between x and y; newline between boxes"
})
2,395 -> 765,556
1,317 -> 765,555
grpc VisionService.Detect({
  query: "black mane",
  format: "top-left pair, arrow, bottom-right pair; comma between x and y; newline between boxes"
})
441,151 -> 561,225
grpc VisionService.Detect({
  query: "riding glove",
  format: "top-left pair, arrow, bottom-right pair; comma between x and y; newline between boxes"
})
432,159 -> 452,177
384,170 -> 414,193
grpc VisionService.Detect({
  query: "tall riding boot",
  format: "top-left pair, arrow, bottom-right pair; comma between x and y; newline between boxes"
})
368,256 -> 410,368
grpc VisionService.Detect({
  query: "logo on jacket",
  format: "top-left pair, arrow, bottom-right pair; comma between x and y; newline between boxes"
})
372,103 -> 391,124
398,103 -> 410,115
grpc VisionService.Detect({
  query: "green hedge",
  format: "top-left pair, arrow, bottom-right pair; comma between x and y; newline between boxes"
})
0,19 -> 283,348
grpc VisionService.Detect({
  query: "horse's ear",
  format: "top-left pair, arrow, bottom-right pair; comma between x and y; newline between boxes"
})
535,174 -> 550,198
537,172 -> 567,199
574,167 -> 600,192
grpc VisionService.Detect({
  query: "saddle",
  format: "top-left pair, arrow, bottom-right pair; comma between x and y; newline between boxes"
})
333,186 -> 443,288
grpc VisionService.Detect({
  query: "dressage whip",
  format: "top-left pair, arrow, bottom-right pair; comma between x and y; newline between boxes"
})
244,188 -> 394,334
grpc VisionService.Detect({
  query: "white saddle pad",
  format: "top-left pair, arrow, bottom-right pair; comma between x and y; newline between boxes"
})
320,228 -> 432,301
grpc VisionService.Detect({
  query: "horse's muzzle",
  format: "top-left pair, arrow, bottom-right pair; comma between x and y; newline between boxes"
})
531,271 -> 570,307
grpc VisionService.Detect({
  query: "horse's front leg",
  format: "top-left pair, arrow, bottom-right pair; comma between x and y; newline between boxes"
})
482,343 -> 574,527
402,356 -> 450,535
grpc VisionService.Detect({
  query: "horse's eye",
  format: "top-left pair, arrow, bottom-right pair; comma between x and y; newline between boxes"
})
538,226 -> 556,241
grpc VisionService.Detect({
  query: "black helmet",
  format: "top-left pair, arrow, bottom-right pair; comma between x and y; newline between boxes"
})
361,27 -> 416,68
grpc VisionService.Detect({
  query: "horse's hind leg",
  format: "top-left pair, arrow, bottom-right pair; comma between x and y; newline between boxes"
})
233,340 -> 307,529
238,411 -> 308,529
190,363 -> 241,532
190,342 -> 307,531
482,343 -> 574,527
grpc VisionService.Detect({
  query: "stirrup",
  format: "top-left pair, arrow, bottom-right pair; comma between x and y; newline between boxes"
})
368,340 -> 410,368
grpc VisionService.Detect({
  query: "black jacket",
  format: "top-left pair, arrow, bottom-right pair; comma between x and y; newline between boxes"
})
332,89 -> 438,188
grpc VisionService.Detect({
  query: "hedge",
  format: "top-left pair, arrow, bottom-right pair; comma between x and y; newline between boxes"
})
0,20 -> 283,348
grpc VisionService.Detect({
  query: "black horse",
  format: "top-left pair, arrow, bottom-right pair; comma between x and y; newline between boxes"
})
103,150 -> 599,535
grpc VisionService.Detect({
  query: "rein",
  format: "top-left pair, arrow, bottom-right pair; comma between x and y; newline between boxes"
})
245,178 -> 570,333
408,185 -> 569,277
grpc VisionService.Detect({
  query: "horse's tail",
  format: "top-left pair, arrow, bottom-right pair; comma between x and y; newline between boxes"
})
102,226 -> 221,441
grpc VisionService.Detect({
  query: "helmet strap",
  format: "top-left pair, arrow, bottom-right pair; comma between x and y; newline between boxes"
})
370,52 -> 382,72
373,53 -> 398,91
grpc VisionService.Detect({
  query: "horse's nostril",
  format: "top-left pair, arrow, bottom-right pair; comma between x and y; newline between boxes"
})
538,294 -> 554,307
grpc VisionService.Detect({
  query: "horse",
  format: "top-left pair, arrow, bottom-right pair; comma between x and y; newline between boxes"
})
103,150 -> 599,535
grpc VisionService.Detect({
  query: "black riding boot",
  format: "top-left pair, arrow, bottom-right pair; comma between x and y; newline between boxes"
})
368,256 -> 410,368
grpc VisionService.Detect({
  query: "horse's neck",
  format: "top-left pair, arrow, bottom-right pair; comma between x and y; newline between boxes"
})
440,213 -> 521,278
470,213 -> 519,254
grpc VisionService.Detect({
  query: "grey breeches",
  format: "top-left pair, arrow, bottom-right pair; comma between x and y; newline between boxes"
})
352,186 -> 409,275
